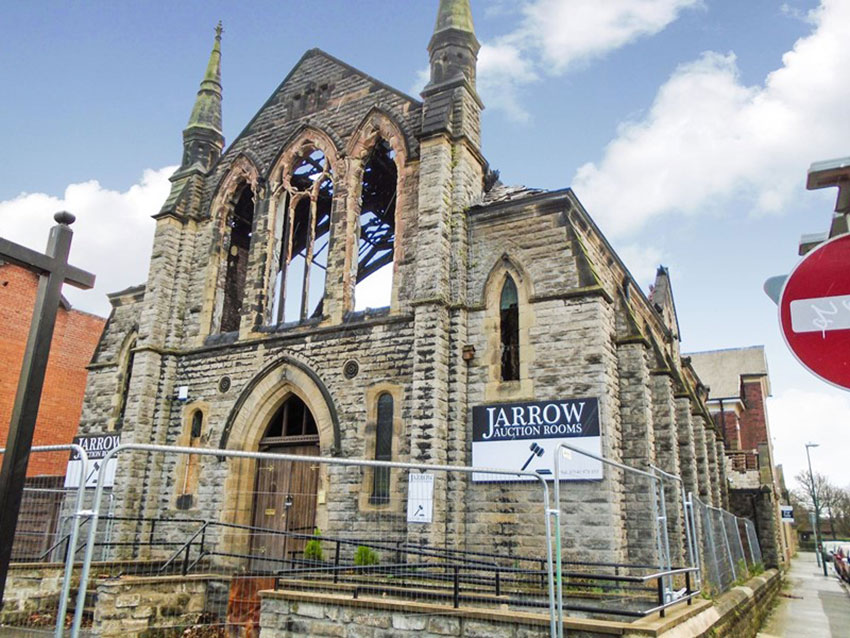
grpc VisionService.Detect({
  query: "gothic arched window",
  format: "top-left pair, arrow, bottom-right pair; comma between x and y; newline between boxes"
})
370,392 -> 394,504
272,149 -> 333,324
500,276 -> 520,381
115,336 -> 136,431
354,139 -> 396,310
221,185 -> 255,333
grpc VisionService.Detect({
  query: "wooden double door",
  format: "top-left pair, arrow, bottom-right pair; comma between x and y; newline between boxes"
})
249,394 -> 322,572
250,441 -> 320,572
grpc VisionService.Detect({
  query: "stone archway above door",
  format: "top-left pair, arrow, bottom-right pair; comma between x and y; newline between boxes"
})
219,355 -> 340,455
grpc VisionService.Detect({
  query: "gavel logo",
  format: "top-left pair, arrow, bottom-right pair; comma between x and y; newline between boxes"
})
521,442 -> 544,470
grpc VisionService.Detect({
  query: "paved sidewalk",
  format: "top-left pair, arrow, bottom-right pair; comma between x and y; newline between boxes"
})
758,552 -> 850,637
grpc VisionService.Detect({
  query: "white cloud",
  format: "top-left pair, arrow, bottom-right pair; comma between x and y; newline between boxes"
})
768,387 -> 850,488
572,0 -> 850,236
477,0 -> 699,120
515,0 -> 701,74
414,0 -> 697,121
0,167 -> 175,317
616,242 -> 663,291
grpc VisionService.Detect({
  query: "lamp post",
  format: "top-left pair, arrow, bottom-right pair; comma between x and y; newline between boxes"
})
805,443 -> 827,575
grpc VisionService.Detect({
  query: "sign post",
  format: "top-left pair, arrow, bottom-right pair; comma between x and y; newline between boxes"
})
778,233 -> 850,390
0,212 -> 95,604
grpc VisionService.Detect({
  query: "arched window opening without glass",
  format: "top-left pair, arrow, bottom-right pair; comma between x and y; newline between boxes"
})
354,139 -> 397,311
500,275 -> 520,381
272,149 -> 333,324
114,337 -> 136,431
221,185 -> 255,333
370,392 -> 394,504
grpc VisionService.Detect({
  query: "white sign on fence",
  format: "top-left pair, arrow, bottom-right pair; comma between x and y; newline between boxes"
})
780,505 -> 795,523
471,398 -> 602,481
64,434 -> 120,488
407,472 -> 434,524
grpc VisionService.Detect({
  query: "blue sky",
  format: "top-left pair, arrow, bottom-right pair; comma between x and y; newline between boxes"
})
2,0 -> 849,488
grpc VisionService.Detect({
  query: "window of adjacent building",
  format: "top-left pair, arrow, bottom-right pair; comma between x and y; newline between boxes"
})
221,185 -> 255,333
354,139 -> 396,311
500,275 -> 520,381
272,149 -> 333,324
370,392 -> 394,504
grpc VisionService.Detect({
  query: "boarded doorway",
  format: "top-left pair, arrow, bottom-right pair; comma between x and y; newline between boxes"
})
249,394 -> 320,572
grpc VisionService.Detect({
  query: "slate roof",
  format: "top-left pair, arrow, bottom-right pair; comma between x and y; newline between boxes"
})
688,346 -> 770,400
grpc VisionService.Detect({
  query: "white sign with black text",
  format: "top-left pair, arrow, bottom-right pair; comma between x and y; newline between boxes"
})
407,472 -> 434,524
64,434 -> 120,488
780,505 -> 794,524
472,398 -> 602,481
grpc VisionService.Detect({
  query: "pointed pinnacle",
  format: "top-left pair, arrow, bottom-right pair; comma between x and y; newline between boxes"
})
434,0 -> 475,34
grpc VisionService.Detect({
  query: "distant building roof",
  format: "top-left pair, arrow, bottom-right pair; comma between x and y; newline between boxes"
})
687,346 -> 770,400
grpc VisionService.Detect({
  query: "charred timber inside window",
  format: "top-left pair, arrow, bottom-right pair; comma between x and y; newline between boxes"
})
355,139 -> 397,310
500,276 -> 520,381
273,149 -> 332,324
370,392 -> 394,504
262,395 -> 318,440
221,185 -> 255,333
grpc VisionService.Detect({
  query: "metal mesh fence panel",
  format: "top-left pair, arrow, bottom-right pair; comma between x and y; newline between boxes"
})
70,445 -> 557,638
722,511 -> 747,580
690,495 -> 759,595
551,443 -> 699,638
0,445 -> 88,637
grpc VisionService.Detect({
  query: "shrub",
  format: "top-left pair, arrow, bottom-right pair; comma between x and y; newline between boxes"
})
303,528 -> 324,562
354,545 -> 380,566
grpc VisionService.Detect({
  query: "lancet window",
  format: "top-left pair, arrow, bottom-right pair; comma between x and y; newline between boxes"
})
500,275 -> 520,381
272,149 -> 333,324
370,392 -> 394,504
221,185 -> 255,333
354,139 -> 397,310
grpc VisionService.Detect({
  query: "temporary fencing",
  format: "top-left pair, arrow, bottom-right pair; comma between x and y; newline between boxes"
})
68,444 -> 557,638
691,495 -> 763,594
0,444 -> 89,638
1,441 -> 767,638
551,443 -> 700,638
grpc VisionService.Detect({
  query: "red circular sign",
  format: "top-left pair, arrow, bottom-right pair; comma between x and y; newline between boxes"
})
779,233 -> 850,390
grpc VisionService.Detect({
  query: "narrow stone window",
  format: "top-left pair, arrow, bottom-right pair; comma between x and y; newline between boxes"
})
115,337 -> 136,431
370,393 -> 394,504
177,410 -> 204,510
500,276 -> 520,381
355,139 -> 397,310
221,185 -> 255,332
273,149 -> 333,324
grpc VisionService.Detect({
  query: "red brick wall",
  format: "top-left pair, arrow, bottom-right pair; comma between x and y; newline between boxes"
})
740,379 -> 768,450
713,410 -> 741,450
0,263 -> 106,477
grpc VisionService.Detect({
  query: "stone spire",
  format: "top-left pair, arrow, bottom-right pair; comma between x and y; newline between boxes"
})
434,0 -> 475,34
181,22 -> 224,172
426,0 -> 480,89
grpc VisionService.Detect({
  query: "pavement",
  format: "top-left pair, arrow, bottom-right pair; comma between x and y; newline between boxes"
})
758,552 -> 850,637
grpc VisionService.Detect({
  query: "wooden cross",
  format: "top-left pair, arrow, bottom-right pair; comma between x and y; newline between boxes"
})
0,211 -> 95,604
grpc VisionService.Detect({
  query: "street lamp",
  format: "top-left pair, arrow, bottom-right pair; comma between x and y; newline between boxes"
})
805,442 -> 826,574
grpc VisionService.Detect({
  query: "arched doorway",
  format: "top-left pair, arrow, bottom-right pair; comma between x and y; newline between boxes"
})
249,394 -> 320,571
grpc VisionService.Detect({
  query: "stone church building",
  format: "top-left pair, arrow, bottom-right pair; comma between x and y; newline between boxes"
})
78,0 -> 729,569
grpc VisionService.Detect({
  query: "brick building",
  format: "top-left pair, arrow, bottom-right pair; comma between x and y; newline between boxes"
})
689,346 -> 788,567
78,1 -> 729,569
0,262 -> 105,477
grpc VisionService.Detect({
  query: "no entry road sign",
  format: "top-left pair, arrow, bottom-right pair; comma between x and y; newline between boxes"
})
779,233 -> 850,390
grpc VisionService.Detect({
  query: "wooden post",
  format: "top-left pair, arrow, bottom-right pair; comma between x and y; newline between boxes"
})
0,212 -> 95,605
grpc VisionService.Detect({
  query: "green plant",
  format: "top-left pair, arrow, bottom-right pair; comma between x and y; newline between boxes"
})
303,528 -> 324,562
354,545 -> 380,566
